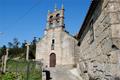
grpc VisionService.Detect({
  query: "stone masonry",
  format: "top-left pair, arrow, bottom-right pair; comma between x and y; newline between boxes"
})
77,0 -> 120,80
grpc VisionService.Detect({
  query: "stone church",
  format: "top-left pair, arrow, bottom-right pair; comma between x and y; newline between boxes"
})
36,0 -> 120,80
35,5 -> 78,68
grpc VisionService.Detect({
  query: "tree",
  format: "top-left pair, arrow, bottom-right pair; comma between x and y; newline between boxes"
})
29,37 -> 37,59
21,40 -> 27,48
7,38 -> 20,49
20,40 -> 27,58
0,45 -> 6,58
32,37 -> 37,45
7,38 -> 21,58
13,38 -> 20,48
0,48 -> 2,58
8,42 -> 13,48
1,45 -> 7,55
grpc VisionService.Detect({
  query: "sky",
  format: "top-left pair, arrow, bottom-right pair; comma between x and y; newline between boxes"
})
0,0 -> 91,47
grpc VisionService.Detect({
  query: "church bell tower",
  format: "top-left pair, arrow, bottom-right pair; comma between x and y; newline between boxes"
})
45,5 -> 65,34
36,4 -> 77,68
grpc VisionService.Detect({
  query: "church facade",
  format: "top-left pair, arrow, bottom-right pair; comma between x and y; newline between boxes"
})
35,5 -> 78,67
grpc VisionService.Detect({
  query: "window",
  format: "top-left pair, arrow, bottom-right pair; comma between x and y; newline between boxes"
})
77,41 -> 81,46
89,20 -> 94,44
49,21 -> 53,24
56,13 -> 60,23
51,44 -> 54,50
56,19 -> 60,23
52,39 -> 55,44
56,13 -> 60,17
49,16 -> 53,26
51,39 -> 55,50
49,16 -> 53,19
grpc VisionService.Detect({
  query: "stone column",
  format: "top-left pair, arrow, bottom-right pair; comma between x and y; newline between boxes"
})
1,55 -> 4,72
25,43 -> 30,61
2,48 -> 9,73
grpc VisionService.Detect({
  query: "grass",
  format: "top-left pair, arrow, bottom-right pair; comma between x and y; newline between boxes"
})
0,59 -> 42,80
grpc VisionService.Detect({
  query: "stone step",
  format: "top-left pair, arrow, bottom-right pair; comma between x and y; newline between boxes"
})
43,66 -> 82,80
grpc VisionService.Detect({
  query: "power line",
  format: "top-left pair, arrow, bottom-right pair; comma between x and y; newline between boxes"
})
16,0 -> 43,23
0,32 -> 4,35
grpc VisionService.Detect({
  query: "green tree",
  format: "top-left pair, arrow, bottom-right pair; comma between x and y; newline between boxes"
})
8,38 -> 21,58
0,45 -> 6,59
13,38 -> 20,48
8,42 -> 13,48
29,37 -> 37,59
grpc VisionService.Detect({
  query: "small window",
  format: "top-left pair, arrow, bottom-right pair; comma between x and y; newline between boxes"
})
51,39 -> 55,50
56,14 -> 60,23
50,21 -> 53,24
49,21 -> 53,26
52,39 -> 55,44
77,41 -> 81,46
49,16 -> 53,19
56,19 -> 60,23
51,44 -> 54,50
56,13 -> 60,17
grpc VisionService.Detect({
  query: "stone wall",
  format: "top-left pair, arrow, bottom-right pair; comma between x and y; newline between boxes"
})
109,0 -> 120,49
77,0 -> 120,80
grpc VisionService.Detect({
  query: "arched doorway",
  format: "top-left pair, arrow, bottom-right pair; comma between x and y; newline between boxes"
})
50,53 -> 56,67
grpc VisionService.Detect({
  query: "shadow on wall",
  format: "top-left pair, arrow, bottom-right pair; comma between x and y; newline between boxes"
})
114,77 -> 120,80
89,77 -> 120,80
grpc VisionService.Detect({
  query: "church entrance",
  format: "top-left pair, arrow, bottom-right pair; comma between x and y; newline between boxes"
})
50,53 -> 56,67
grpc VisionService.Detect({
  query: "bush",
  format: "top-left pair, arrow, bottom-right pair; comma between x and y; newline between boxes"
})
0,72 -> 23,80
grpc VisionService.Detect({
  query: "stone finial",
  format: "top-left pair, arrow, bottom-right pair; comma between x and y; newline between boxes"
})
25,42 -> 30,46
48,10 -> 50,14
25,42 -> 30,61
54,4 -> 57,11
61,4 -> 64,10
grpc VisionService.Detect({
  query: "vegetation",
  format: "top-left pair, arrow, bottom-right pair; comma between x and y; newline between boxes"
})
0,45 -> 6,58
0,37 -> 37,59
0,72 -> 23,80
0,59 -> 42,80
0,68 -> 42,80
0,37 -> 42,80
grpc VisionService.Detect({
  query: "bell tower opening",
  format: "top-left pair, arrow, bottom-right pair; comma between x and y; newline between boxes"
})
50,53 -> 56,67
46,4 -> 65,30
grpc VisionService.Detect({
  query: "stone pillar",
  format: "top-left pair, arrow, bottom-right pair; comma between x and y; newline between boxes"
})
25,43 -> 30,61
2,48 -> 9,73
42,72 -> 46,80
1,55 -> 4,72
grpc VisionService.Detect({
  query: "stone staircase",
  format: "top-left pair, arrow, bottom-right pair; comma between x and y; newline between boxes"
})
42,66 -> 83,80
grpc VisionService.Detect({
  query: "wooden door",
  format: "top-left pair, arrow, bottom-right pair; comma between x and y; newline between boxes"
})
50,53 -> 56,67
